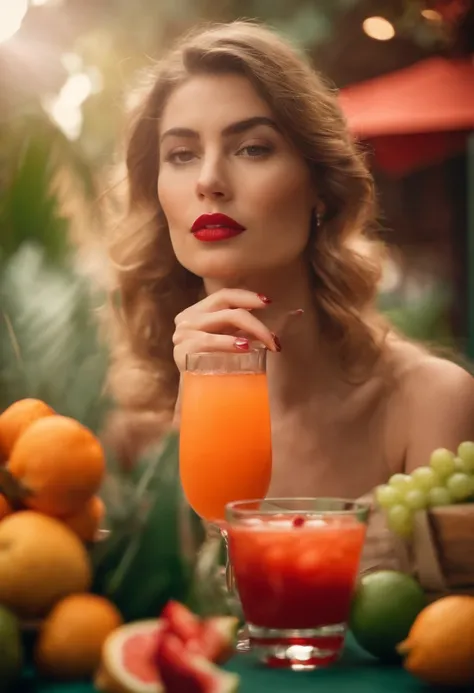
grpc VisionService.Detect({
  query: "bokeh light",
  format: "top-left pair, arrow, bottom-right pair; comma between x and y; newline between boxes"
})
0,0 -> 28,44
362,16 -> 396,41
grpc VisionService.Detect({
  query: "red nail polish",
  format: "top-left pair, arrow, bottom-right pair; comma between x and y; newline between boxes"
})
257,294 -> 272,304
234,338 -> 249,351
271,333 -> 282,352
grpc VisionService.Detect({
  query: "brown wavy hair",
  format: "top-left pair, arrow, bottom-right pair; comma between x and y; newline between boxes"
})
107,20 -> 388,424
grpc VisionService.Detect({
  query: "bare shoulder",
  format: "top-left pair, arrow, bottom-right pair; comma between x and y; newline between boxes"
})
382,338 -> 474,472
384,337 -> 473,396
402,351 -> 473,399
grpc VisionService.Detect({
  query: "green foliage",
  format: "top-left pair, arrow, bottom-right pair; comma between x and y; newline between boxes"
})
91,432 -> 208,621
0,243 -> 110,432
0,114 -> 97,265
0,123 -> 67,265
379,284 -> 454,347
0,108 -> 108,433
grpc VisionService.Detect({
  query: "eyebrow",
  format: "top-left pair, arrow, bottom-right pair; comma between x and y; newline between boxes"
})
160,116 -> 279,143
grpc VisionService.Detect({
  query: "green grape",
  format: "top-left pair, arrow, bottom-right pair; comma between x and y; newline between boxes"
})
388,473 -> 416,495
457,441 -> 474,473
446,473 -> 474,502
428,487 -> 452,507
454,456 -> 470,473
387,504 -> 413,538
404,489 -> 428,511
429,448 -> 456,478
410,466 -> 441,492
375,484 -> 403,508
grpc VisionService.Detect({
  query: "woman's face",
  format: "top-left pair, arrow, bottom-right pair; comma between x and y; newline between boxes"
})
157,73 -> 317,281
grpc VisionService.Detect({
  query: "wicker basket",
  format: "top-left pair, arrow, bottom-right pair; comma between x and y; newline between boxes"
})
411,504 -> 474,600
357,495 -> 474,600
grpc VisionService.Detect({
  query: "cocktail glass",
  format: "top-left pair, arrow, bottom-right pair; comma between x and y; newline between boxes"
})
226,497 -> 370,669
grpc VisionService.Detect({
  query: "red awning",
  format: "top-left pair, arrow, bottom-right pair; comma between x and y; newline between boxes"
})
339,56 -> 474,137
339,56 -> 474,175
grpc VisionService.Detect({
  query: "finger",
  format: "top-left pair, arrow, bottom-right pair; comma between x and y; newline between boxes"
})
173,333 -> 256,370
186,308 -> 277,351
189,288 -> 272,315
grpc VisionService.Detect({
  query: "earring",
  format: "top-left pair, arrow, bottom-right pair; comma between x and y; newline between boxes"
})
315,210 -> 322,228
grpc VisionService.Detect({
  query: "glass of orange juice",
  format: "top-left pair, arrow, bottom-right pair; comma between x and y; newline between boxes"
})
180,349 -> 272,524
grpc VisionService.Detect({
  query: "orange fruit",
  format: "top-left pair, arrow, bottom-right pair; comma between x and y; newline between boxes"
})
35,594 -> 123,679
0,511 -> 92,619
63,496 -> 105,543
0,494 -> 13,520
8,415 -> 105,517
398,594 -> 474,687
0,398 -> 55,462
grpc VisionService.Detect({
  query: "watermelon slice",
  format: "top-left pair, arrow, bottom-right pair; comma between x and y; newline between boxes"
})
161,601 -> 202,642
157,601 -> 238,665
95,619 -> 165,693
155,632 -> 239,693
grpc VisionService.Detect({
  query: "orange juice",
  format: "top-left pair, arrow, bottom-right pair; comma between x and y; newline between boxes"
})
179,371 -> 272,522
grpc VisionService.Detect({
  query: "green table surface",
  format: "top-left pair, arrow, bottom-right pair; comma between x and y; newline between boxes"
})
20,634 -> 427,693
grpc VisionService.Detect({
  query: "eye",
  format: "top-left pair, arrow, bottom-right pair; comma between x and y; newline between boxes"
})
237,144 -> 273,158
165,148 -> 196,164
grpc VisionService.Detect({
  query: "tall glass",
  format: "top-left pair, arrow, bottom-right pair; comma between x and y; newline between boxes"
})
226,498 -> 370,670
180,349 -> 272,522
179,349 -> 272,641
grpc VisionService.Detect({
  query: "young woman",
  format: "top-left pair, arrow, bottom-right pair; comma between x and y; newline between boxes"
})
106,20 -> 474,505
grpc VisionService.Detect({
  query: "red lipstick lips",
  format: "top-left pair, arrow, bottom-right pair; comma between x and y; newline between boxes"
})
191,213 -> 246,242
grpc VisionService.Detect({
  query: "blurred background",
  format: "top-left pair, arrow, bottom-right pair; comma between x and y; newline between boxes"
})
1,0 -> 474,431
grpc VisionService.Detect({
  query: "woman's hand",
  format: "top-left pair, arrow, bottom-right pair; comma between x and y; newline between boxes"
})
172,289 -> 279,371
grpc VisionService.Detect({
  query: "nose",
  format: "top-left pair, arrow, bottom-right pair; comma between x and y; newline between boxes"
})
195,153 -> 232,201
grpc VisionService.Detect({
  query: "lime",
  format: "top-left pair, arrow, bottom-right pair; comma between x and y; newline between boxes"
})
349,570 -> 426,662
0,605 -> 23,691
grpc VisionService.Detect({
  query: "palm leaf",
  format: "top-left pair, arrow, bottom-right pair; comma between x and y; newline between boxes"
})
0,243 -> 110,432
0,113 -> 97,265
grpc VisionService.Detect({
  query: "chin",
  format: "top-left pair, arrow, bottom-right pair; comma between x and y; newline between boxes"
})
179,250 -> 262,281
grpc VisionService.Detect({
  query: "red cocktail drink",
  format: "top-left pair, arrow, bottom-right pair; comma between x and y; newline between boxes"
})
227,498 -> 369,669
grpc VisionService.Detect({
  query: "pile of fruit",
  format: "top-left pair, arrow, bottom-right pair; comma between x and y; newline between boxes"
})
0,398 -> 122,689
0,398 -> 240,691
375,442 -> 474,536
0,400 -> 109,628
0,397 -> 106,542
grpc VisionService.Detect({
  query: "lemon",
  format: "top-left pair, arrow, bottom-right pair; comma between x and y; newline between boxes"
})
0,605 -> 23,691
349,570 -> 426,661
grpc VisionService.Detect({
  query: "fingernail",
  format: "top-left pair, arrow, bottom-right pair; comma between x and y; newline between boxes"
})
291,308 -> 304,316
271,333 -> 282,352
234,338 -> 249,351
257,294 -> 272,304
